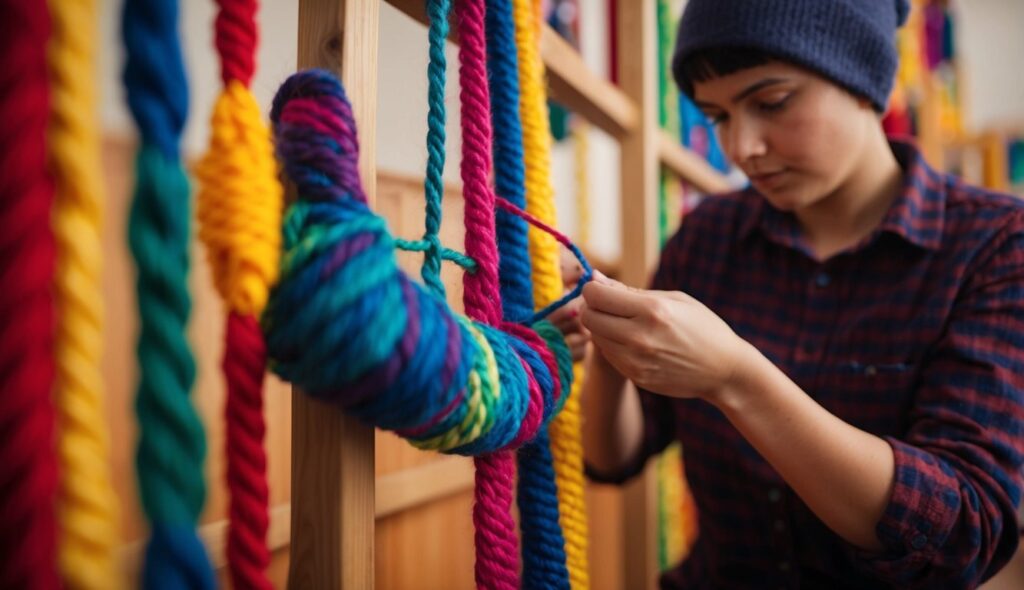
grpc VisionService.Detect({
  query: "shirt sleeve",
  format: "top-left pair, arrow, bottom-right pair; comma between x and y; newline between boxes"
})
850,215 -> 1024,587
584,227 -> 688,485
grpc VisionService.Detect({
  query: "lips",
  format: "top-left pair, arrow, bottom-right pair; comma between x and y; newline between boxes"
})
749,169 -> 787,188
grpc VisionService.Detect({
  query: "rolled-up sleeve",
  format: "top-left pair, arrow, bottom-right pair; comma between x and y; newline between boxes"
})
852,218 -> 1024,587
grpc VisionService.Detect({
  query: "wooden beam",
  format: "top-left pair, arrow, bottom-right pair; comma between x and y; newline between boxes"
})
289,0 -> 379,588
375,458 -> 476,518
540,27 -> 638,138
383,0 -> 639,137
616,1 -> 661,588
657,131 -> 732,194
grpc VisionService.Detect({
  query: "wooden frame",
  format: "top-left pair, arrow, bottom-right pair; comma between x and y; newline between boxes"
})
289,1 -> 731,587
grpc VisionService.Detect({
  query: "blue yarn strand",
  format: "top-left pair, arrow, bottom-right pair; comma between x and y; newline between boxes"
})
486,0 -> 570,587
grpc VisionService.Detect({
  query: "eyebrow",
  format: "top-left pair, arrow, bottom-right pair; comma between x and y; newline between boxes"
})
695,78 -> 790,110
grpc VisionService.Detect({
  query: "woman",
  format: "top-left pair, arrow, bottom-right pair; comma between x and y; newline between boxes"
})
560,0 -> 1024,587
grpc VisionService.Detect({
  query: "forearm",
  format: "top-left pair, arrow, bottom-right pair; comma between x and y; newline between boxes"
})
581,348 -> 644,476
714,343 -> 896,551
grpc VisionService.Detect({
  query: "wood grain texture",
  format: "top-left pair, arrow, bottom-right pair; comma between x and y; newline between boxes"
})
289,1 -> 379,587
616,1 -> 661,588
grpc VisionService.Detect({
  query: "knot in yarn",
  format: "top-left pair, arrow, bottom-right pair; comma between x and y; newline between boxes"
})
262,69 -> 573,455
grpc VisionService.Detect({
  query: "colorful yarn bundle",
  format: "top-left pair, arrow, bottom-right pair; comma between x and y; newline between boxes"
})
46,0 -> 122,587
0,1 -> 60,587
122,0 -> 215,587
195,0 -> 281,588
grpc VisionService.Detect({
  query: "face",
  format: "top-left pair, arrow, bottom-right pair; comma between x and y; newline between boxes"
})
693,62 -> 877,212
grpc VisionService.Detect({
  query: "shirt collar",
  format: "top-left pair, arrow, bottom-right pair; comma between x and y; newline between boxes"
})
737,140 -> 946,252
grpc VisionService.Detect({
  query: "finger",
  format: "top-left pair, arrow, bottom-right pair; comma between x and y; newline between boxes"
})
581,280 -> 649,318
579,305 -> 633,344
589,335 -> 634,374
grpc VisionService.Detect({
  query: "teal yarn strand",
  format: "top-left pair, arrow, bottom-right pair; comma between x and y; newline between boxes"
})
421,0 -> 451,298
122,0 -> 214,587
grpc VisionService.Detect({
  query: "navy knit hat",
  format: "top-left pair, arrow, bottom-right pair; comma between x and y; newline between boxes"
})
672,0 -> 911,112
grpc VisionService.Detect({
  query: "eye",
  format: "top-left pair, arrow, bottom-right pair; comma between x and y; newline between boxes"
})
757,93 -> 792,114
703,112 -> 727,126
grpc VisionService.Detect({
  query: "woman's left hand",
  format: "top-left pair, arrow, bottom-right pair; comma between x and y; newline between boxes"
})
579,272 -> 754,403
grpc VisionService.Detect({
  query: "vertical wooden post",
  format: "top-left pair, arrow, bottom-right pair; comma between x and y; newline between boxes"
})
617,0 -> 661,588
288,0 -> 379,587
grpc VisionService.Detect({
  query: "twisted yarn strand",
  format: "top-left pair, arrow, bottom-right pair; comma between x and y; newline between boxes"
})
454,1 -> 523,587
265,65 -> 590,590
512,0 -> 590,587
122,0 -> 214,586
484,0 -> 570,586
195,0 -> 280,587
421,0 -> 451,298
0,2 -> 59,587
47,0 -> 123,587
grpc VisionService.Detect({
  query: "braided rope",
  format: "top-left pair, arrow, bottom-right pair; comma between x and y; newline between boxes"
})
0,2 -> 59,586
46,0 -> 123,586
122,0 -> 214,586
511,1 -> 591,587
194,0 -> 281,587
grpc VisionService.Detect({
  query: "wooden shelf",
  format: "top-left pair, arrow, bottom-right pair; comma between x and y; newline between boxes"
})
657,131 -> 733,194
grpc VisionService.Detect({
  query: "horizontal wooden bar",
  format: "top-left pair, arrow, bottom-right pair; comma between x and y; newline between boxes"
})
384,0 -> 638,137
657,131 -> 733,194
375,457 -> 475,518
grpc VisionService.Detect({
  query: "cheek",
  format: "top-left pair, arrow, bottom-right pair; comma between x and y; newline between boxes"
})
774,92 -> 866,173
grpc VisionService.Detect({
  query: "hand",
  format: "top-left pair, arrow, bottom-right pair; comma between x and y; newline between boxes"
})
547,248 -> 590,363
579,272 -> 754,403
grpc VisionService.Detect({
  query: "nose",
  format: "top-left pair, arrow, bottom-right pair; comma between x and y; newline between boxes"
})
721,116 -> 767,166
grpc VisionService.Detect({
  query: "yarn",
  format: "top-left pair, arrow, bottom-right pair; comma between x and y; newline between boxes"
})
263,62 -> 590,587
46,0 -> 122,587
122,0 -> 214,587
0,1 -> 60,587
194,0 -> 281,587
510,0 -> 591,586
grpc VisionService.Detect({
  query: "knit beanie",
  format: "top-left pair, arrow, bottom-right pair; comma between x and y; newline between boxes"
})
672,0 -> 911,112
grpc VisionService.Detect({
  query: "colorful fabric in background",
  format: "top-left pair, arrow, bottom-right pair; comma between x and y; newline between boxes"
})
885,0 -> 962,140
546,0 -> 578,141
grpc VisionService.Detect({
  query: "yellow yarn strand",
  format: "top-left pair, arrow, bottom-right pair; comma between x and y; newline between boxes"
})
513,1 -> 590,587
46,0 -> 122,587
572,120 -> 591,249
195,81 -> 282,316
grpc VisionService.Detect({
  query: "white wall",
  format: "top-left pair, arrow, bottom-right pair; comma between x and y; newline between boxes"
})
956,0 -> 1024,131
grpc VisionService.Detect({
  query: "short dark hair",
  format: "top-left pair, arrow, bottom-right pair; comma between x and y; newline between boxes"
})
674,46 -> 774,98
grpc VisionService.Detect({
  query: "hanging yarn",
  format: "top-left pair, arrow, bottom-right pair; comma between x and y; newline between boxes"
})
510,0 -> 591,587
488,1 -> 570,587
194,0 -> 281,588
0,1 -> 60,587
263,64 -> 590,585
122,0 -> 215,587
46,0 -> 123,587
515,0 -> 590,586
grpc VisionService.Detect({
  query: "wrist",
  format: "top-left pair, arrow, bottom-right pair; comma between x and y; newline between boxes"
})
708,339 -> 766,412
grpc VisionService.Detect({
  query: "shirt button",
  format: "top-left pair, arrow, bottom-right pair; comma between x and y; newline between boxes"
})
814,272 -> 831,287
778,561 -> 791,572
768,487 -> 782,503
911,534 -> 928,550
774,519 -> 786,532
